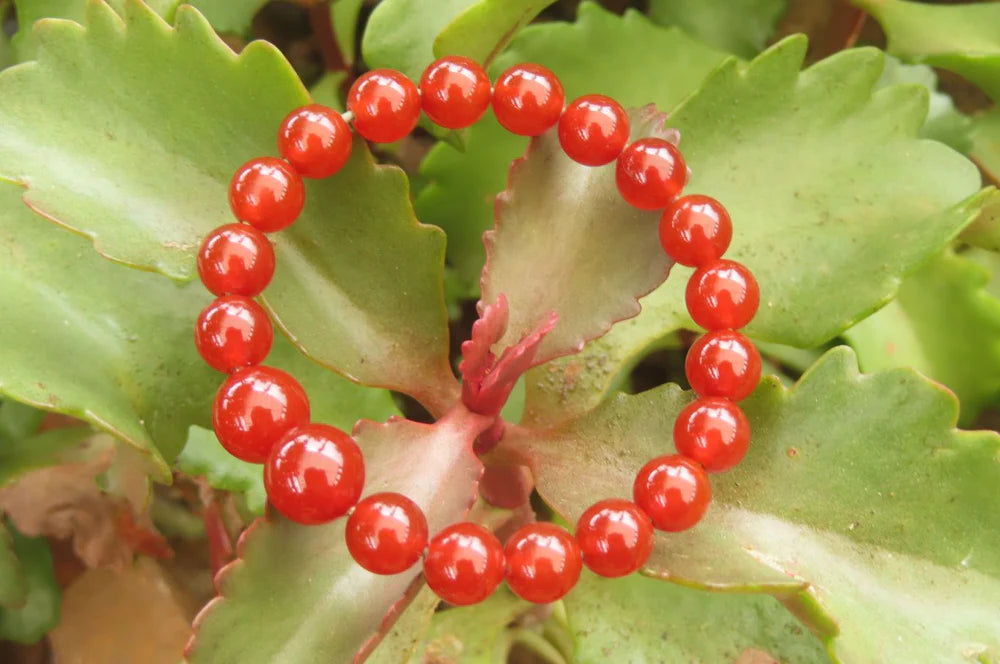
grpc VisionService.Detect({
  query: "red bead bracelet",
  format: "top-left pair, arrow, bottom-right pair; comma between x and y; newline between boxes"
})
194,57 -> 761,606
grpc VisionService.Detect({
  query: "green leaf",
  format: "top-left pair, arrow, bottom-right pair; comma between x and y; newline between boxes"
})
361,0 -> 554,82
523,37 -> 984,428
185,0 -> 266,34
176,334 -> 400,514
844,249 -> 1000,425
961,186 -> 1000,252
875,54 -> 973,153
0,181 -> 219,480
971,109 -> 1000,185
647,0 -> 787,59
566,572 -> 828,663
177,427 -> 267,514
0,1 -> 456,411
406,588 -> 532,663
854,0 -> 1000,101
502,347 -> 1000,661
0,522 -> 26,610
481,108 -> 673,365
188,408 -> 491,664
12,0 -> 179,60
330,0 -> 363,68
0,526 -> 59,644
0,428 -> 98,488
0,401 -> 46,444
416,2 -> 730,297
433,0 -> 556,65
367,586 -> 440,664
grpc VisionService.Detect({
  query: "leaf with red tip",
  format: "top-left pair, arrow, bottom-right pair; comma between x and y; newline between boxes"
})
461,295 -> 557,417
187,408 -> 492,664
480,107 -> 674,367
459,294 -> 509,400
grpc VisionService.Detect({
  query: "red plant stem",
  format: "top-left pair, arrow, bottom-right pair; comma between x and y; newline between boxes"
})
201,490 -> 235,577
309,4 -> 348,74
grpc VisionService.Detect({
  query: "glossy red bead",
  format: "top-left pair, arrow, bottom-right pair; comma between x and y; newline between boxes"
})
686,259 -> 760,330
423,523 -> 505,605
504,523 -> 581,604
277,104 -> 353,178
264,424 -> 365,525
674,397 -> 751,473
347,69 -> 421,143
491,63 -> 565,136
575,499 -> 654,578
660,195 -> 733,267
346,492 -> 428,575
615,138 -> 687,210
212,366 -> 310,463
685,330 -> 761,401
558,94 -> 630,166
229,157 -> 305,232
197,224 -> 275,296
420,56 -> 491,129
194,296 -> 273,373
633,454 -> 711,532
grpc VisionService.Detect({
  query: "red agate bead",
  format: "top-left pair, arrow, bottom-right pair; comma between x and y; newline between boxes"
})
195,295 -> 273,373
212,366 -> 310,463
504,523 -> 581,603
264,424 -> 365,525
491,63 -> 565,136
558,94 -> 629,166
615,138 -> 687,210
346,492 -> 428,575
685,330 -> 761,401
277,104 -> 353,178
633,455 -> 711,532
674,397 -> 751,473
423,523 -> 505,605
686,259 -> 760,330
575,499 -> 653,577
420,56 -> 491,129
197,224 -> 275,296
229,157 -> 305,232
660,195 -> 733,267
347,69 -> 421,143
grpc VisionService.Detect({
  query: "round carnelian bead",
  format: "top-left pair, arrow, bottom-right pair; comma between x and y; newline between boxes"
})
212,366 -> 310,463
277,104 -> 353,178
615,138 -> 687,210
423,523 -> 505,605
685,330 -> 761,401
195,295 -> 273,373
347,69 -> 421,143
686,259 -> 760,330
264,424 -> 365,525
197,224 -> 275,297
575,499 -> 654,578
491,63 -> 564,136
660,195 -> 733,267
633,455 -> 711,532
504,523 -> 581,604
229,157 -> 305,232
346,492 -> 428,575
420,56 -> 491,129
674,397 -> 751,473
558,94 -> 630,166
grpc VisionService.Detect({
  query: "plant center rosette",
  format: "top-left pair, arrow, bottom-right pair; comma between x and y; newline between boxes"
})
192,56 -> 761,606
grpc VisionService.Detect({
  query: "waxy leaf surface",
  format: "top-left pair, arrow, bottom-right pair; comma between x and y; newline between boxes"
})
188,408 -> 490,664
566,572 -> 828,663
502,348 -> 1000,661
0,1 -> 455,409
647,0 -> 787,58
845,250 -> 1000,425
523,37 -> 983,427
